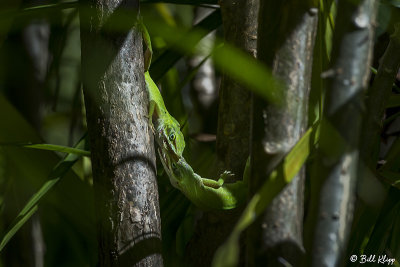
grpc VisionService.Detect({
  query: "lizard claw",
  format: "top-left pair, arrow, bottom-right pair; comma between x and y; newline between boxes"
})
220,170 -> 235,180
217,170 -> 235,185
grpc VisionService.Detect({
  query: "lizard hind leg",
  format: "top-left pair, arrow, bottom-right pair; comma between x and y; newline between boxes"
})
201,178 -> 223,189
201,170 -> 235,189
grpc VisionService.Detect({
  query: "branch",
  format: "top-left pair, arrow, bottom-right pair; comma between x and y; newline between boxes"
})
304,1 -> 378,266
80,1 -> 163,265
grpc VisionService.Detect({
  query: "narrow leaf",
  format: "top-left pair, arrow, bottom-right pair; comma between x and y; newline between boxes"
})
0,1 -> 218,21
0,143 -> 90,156
146,16 -> 284,103
0,137 -> 86,252
22,143 -> 90,156
0,205 -> 38,252
150,9 -> 222,82
212,125 -> 317,267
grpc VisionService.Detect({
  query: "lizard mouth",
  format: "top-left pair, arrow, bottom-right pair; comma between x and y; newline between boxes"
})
158,147 -> 180,188
158,147 -> 170,167
162,138 -> 180,162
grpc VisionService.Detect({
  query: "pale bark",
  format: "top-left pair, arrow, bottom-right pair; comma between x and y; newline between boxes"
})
80,1 -> 163,265
249,1 -> 318,265
185,1 -> 259,266
305,1 -> 377,266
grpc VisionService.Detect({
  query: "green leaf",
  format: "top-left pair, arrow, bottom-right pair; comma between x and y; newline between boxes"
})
0,137 -> 86,252
146,14 -> 284,104
377,169 -> 400,188
212,44 -> 284,103
346,204 -> 378,256
0,95 -> 95,258
23,143 -> 90,156
0,138 -> 84,251
0,143 -> 90,156
364,188 -> 400,256
384,110 -> 400,126
370,67 -> 400,93
212,125 -> 318,267
149,9 -> 222,82
0,2 -> 77,20
0,205 -> 38,252
309,0 -> 335,124
0,0 -> 218,21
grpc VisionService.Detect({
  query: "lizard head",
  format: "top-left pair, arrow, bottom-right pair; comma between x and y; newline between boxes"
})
158,147 -> 182,189
157,146 -> 193,190
155,117 -> 185,159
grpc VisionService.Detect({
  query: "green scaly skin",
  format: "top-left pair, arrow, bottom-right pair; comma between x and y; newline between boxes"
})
158,148 -> 249,210
140,21 -> 248,210
139,19 -> 185,158
145,71 -> 185,158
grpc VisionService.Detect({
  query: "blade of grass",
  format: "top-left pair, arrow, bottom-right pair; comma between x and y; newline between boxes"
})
370,66 -> 400,93
146,16 -> 284,103
0,0 -> 218,21
23,143 -> 90,156
0,205 -> 38,251
212,124 -> 318,267
376,169 -> 400,188
0,136 -> 86,252
0,143 -> 90,157
149,9 -> 222,82
0,94 -> 96,255
364,188 -> 400,255
384,110 -> 400,126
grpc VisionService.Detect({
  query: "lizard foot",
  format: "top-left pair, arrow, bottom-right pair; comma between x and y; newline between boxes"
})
220,170 -> 235,181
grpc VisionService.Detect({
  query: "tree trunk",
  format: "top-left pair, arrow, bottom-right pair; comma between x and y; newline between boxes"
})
360,24 -> 400,168
304,0 -> 377,266
248,1 -> 317,265
217,0 -> 258,177
347,24 -> 400,255
79,1 -> 163,266
185,1 -> 259,266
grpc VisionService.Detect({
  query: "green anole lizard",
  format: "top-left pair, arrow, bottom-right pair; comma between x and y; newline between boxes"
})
139,20 -> 185,159
139,21 -> 248,210
158,147 -> 249,210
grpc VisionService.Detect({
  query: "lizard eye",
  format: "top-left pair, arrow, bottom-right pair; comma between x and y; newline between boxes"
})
169,133 -> 175,141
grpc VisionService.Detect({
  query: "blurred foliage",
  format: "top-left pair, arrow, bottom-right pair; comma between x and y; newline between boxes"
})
0,0 -> 400,266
